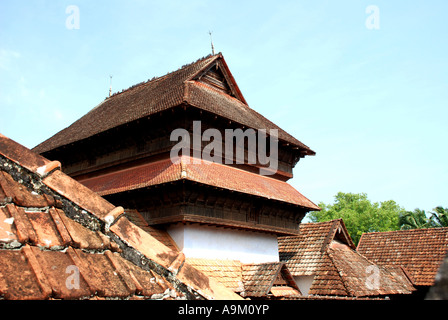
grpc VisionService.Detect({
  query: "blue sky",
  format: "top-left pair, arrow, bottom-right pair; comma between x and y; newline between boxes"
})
1,0 -> 447,215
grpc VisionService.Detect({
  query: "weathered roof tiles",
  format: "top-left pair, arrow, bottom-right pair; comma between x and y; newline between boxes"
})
357,227 -> 448,286
279,220 -> 415,298
78,156 -> 320,210
186,258 -> 301,299
0,133 -> 241,300
33,54 -> 314,156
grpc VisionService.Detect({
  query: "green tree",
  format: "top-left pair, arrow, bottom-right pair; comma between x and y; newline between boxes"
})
399,209 -> 433,230
430,206 -> 448,228
308,192 -> 404,245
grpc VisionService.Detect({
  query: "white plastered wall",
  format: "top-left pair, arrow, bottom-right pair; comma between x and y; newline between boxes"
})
293,275 -> 315,296
166,223 -> 279,264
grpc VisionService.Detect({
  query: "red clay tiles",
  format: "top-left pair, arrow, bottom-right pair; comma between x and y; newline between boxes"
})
109,216 -> 241,300
33,55 -> 218,154
328,240 -> 414,296
186,258 -> 301,299
109,216 -> 178,267
175,261 -> 241,300
0,133 -> 241,300
187,258 -> 244,292
79,158 -> 182,197
0,133 -> 50,175
0,206 -> 17,246
0,248 -> 49,300
279,220 -> 415,298
3,130 -> 439,300
124,209 -> 179,251
0,170 -> 58,208
57,209 -> 116,251
0,168 -> 176,299
357,228 -> 448,286
79,156 -> 319,210
33,54 -> 313,155
43,169 -> 115,221
241,262 -> 300,298
270,286 -> 301,297
279,220 -> 348,276
308,251 -> 348,296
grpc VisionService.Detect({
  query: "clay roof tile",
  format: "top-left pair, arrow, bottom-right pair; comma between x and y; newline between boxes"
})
79,156 -> 320,211
357,228 -> 448,286
0,133 -> 241,300
279,220 -> 415,297
32,54 -> 314,156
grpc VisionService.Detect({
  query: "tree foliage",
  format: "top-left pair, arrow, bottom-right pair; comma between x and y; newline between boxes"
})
399,209 -> 433,230
309,193 -> 448,244
400,206 -> 448,229
430,206 -> 448,228
307,192 -> 404,245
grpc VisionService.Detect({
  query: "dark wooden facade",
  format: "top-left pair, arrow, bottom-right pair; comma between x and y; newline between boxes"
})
36,54 -> 318,236
44,107 -> 303,182
106,180 -> 307,235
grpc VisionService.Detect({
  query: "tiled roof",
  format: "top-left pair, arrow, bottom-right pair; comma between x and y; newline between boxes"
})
279,220 -> 415,297
186,258 -> 300,298
357,228 -> 448,286
308,251 -> 348,296
124,209 -> 179,252
278,219 -> 354,276
0,133 -> 241,300
186,258 -> 244,292
327,240 -> 415,296
241,262 -> 300,298
33,53 -> 314,155
78,156 -> 320,210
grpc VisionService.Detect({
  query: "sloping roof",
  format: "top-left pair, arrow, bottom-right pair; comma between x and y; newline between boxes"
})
0,133 -> 241,300
186,258 -> 244,292
186,258 -> 300,298
308,250 -> 348,296
327,240 -> 415,297
279,220 -> 415,297
357,228 -> 448,286
278,219 -> 354,276
241,262 -> 300,298
33,53 -> 314,155
78,156 -> 320,210
123,209 -> 179,252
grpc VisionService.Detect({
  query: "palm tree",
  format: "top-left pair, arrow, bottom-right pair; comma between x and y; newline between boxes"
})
399,209 -> 432,230
430,206 -> 448,228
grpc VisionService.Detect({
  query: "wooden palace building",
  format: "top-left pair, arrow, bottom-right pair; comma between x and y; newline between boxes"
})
33,53 -> 320,264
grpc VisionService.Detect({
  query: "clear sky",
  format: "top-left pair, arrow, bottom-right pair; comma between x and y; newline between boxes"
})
1,0 -> 447,215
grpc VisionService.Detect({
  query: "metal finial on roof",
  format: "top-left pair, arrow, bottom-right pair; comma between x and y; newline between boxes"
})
109,75 -> 113,97
209,31 -> 215,55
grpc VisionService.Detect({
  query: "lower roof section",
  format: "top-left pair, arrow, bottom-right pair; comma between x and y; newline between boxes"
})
149,214 -> 301,236
78,156 -> 320,211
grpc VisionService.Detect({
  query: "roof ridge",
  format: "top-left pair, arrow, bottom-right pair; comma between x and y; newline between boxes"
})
301,219 -> 342,228
106,53 -> 219,100
362,227 -> 448,237
320,220 -> 340,252
33,53 -> 316,157
325,248 -> 352,296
